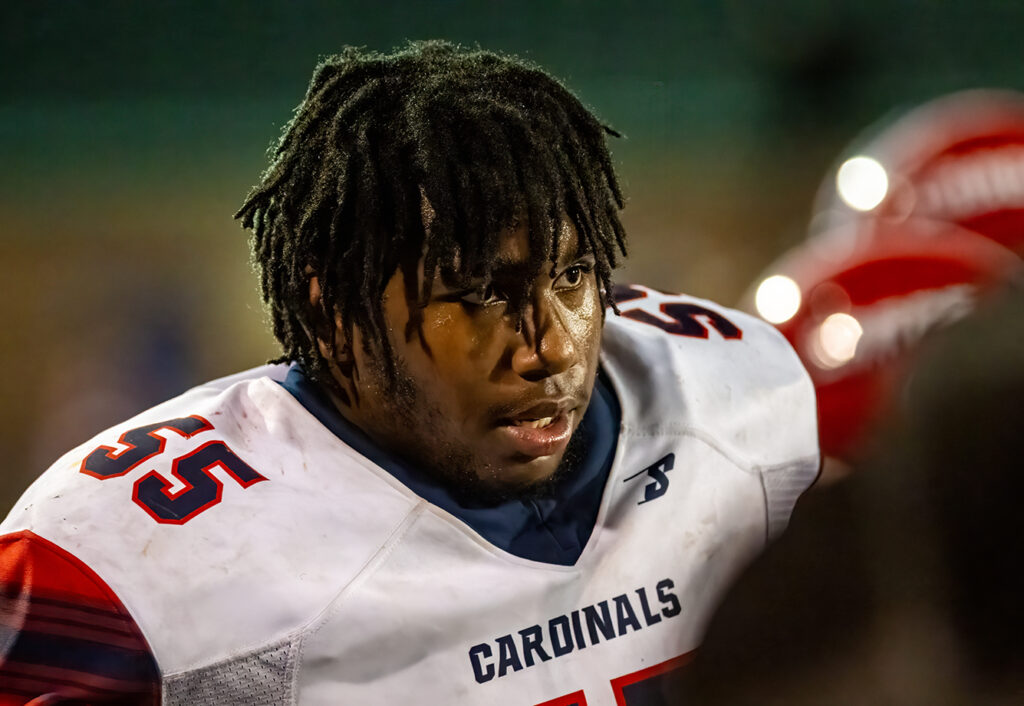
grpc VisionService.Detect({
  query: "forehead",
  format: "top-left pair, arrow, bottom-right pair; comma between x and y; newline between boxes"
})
493,219 -> 580,267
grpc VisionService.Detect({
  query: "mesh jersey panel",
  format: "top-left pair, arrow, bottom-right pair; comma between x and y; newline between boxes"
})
162,636 -> 299,705
762,460 -> 820,539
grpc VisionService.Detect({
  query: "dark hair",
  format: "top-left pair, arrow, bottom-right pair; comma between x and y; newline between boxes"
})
236,40 -> 627,385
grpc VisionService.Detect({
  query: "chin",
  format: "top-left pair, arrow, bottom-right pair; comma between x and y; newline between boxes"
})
466,456 -> 564,504
479,425 -> 587,501
497,454 -> 564,485
440,429 -> 585,505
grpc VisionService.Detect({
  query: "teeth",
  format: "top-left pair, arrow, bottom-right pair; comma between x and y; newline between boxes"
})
514,416 -> 554,429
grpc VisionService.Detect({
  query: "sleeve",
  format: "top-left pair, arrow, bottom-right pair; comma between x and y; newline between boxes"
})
0,531 -> 160,705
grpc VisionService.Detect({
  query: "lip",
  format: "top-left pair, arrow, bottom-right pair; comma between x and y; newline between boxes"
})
499,398 -> 576,424
494,409 -> 574,459
493,393 -> 581,459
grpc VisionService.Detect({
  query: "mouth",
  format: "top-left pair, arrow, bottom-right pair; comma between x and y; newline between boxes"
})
494,401 -> 576,459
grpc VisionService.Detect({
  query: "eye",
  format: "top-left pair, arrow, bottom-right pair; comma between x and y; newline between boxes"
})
460,283 -> 507,307
553,258 -> 595,291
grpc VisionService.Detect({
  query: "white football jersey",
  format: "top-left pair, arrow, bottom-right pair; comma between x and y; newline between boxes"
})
0,287 -> 819,705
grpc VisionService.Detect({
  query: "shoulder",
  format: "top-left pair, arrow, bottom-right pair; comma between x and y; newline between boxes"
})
603,285 -> 820,526
1,364 -> 421,673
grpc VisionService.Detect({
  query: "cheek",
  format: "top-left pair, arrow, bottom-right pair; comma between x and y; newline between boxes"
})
567,286 -> 604,359
401,304 -> 501,404
419,304 -> 494,363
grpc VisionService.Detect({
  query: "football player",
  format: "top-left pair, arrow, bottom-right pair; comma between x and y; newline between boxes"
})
0,41 -> 819,704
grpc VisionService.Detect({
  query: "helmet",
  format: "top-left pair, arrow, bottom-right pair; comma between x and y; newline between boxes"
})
745,218 -> 1020,461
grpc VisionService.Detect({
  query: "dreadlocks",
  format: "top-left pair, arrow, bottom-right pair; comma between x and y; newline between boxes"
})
235,40 -> 627,387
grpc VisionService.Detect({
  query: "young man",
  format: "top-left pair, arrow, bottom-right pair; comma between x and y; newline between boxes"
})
0,42 -> 819,704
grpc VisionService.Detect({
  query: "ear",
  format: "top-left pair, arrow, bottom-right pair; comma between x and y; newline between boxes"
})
307,270 -> 322,309
308,274 -> 353,366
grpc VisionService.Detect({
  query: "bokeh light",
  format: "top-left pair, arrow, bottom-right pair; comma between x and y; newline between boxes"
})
755,275 -> 802,324
836,156 -> 889,211
812,312 -> 863,368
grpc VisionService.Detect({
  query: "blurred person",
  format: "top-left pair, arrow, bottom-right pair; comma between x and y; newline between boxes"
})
674,279 -> 1024,704
691,92 -> 1024,703
0,42 -> 819,704
746,90 -> 1024,475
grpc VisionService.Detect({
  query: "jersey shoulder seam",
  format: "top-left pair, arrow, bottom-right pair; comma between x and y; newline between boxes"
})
289,500 -> 428,673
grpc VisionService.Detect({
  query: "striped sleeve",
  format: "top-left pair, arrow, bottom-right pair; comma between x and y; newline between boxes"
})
0,531 -> 160,705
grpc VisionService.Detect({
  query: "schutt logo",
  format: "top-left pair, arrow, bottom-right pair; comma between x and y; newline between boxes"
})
623,453 -> 675,504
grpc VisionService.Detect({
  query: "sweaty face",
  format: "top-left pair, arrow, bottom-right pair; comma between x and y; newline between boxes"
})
329,222 -> 604,503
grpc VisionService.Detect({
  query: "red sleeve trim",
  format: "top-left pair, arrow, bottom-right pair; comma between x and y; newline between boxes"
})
0,530 -> 160,704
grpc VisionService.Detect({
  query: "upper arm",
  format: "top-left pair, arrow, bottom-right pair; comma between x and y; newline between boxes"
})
0,530 -> 160,704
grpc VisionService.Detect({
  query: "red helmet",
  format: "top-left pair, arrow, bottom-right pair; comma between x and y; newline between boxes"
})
744,218 -> 1020,461
811,89 -> 1024,258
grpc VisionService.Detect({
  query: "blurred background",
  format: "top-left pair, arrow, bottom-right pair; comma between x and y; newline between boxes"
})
3,1 -> 1022,702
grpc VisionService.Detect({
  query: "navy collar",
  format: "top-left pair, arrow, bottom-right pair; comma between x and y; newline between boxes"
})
279,365 -> 620,566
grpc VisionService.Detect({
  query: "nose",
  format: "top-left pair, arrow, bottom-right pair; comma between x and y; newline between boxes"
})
510,296 -> 576,381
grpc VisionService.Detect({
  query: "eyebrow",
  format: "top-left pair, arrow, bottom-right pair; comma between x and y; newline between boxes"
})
489,243 -> 590,275
431,240 -> 591,295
